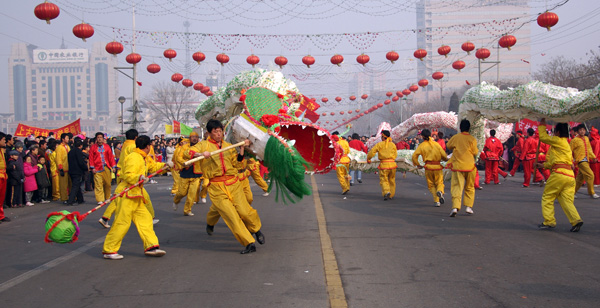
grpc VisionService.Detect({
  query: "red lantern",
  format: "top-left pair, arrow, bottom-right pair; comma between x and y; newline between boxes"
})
384,92 -> 392,97
360,113 -> 364,116
216,53 -> 230,66
398,93 -> 404,98
340,111 -> 345,115
334,120 -> 338,123
322,112 -> 327,116
384,99 -> 391,105
409,85 -> 419,92
499,35 -> 517,51
246,54 -> 260,67
193,52 -> 206,64
73,22 -> 94,42
355,109 -> 360,113
322,97 -> 329,103
402,89 -> 411,96
105,41 -> 123,56
302,55 -> 315,68
461,42 -> 475,55
326,121 -> 329,124
331,54 -> 344,66
538,11 -> 559,31
432,71 -> 444,80
330,112 -> 335,116
206,91 -> 213,97
418,79 -> 429,88
392,96 -> 399,102
356,54 -> 370,66
335,97 -> 342,102
163,49 -> 177,62
390,110 -> 395,114
35,1 -> 60,24
171,73 -> 183,83
348,110 -> 353,114
386,51 -> 399,64
438,45 -> 451,58
377,103 -> 384,108
349,96 -> 356,101
201,86 -> 210,94
146,63 -> 161,74
396,91 -> 403,97
182,79 -> 193,88
452,60 -> 466,72
125,53 -> 141,65
475,48 -> 491,60
275,56 -> 288,69
194,83 -> 204,91
414,49 -> 427,61
365,110 -> 370,115
361,94 -> 368,100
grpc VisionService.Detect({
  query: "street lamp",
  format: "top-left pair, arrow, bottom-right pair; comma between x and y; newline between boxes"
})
118,96 -> 126,134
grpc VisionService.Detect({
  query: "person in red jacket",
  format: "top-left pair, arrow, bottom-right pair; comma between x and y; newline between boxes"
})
589,127 -> 600,186
520,128 -> 538,187
89,132 -> 117,204
348,133 -> 367,185
534,135 -> 551,185
509,131 -> 524,176
434,131 -> 446,151
483,130 -> 503,184
395,138 -> 410,150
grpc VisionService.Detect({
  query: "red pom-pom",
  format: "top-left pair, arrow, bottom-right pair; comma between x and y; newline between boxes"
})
279,108 -> 287,114
239,94 -> 246,102
261,114 -> 280,127
277,93 -> 284,99
332,135 -> 339,142
274,127 -> 281,133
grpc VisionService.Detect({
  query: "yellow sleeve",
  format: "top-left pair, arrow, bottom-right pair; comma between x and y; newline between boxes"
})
469,137 -> 478,156
412,145 -> 422,166
367,143 -> 380,161
55,146 -> 66,169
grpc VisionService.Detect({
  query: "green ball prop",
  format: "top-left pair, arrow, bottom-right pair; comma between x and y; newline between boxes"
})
45,210 -> 81,244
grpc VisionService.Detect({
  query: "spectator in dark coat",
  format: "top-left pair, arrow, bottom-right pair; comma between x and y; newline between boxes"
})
66,139 -> 87,205
7,150 -> 24,207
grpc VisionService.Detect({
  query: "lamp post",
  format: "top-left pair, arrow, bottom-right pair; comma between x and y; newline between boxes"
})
118,96 -> 126,134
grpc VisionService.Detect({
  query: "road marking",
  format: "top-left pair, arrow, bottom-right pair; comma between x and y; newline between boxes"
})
311,175 -> 348,308
0,237 -> 105,293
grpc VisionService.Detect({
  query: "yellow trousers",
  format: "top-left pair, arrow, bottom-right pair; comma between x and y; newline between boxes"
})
102,177 -> 154,220
206,180 -> 260,246
378,168 -> 396,198
241,178 -> 253,204
195,178 -> 209,202
425,169 -> 444,202
171,170 -> 180,195
58,172 -> 71,201
450,170 -> 476,210
93,166 -> 112,202
174,178 -> 200,215
575,162 -> 596,196
250,168 -> 269,192
336,164 -> 350,192
541,172 -> 582,227
51,172 -> 60,200
102,195 -> 160,254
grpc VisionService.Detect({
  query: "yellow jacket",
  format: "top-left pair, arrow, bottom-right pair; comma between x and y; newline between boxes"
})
446,132 -> 478,172
194,137 -> 243,180
116,148 -> 165,200
117,140 -> 136,173
539,125 -> 574,177
55,143 -> 70,171
0,148 -> 5,180
412,139 -> 448,170
48,151 -> 57,173
338,139 -> 351,164
172,144 -> 183,170
570,135 -> 596,163
367,138 -> 398,170
183,143 -> 204,175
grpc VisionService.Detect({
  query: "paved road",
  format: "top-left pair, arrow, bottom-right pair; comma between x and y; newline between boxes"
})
1,171 -> 599,307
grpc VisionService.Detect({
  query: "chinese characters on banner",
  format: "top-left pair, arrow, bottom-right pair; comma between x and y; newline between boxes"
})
13,119 -> 81,137
516,119 -> 580,133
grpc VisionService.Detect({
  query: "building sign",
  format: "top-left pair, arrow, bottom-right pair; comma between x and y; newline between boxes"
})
14,119 -> 81,137
33,49 -> 88,63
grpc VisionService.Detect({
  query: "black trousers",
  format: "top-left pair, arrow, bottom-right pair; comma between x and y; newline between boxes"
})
8,182 -> 23,206
67,174 -> 84,204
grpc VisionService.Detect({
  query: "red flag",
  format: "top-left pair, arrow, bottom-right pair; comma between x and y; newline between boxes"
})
465,80 -> 471,85
137,81 -> 142,86
173,120 -> 181,134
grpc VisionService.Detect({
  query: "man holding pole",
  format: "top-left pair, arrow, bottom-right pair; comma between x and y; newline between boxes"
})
570,124 -> 599,199
174,132 -> 202,216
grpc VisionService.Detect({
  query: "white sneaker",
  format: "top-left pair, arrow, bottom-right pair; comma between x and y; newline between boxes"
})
153,219 -> 160,224
144,249 -> 166,257
103,253 -> 123,260
466,207 -> 474,214
592,194 -> 600,199
262,192 -> 269,197
449,208 -> 458,217
41,200 -> 51,204
435,202 -> 441,207
98,218 -> 111,228
26,202 -> 34,206
184,212 -> 194,216
201,198 -> 207,203
97,201 -> 103,205
172,202 -> 178,211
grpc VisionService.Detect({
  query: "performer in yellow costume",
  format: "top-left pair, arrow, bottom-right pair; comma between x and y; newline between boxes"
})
333,132 -> 351,195
47,141 -> 60,201
174,132 -> 202,216
446,120 -> 478,217
412,129 -> 448,207
537,119 -> 584,232
55,133 -> 71,202
247,158 -> 269,196
102,135 -> 172,260
367,130 -> 397,200
99,129 -> 158,228
191,119 -> 264,254
570,124 -> 599,199
170,137 -> 186,196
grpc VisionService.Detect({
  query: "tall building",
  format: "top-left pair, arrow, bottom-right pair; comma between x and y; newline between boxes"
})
415,0 -> 531,100
7,42 -> 119,134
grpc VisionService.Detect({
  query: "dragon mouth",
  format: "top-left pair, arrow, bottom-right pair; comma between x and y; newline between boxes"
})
277,121 -> 340,174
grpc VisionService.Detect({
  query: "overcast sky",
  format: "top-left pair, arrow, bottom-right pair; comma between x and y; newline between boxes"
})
1,0 -> 598,112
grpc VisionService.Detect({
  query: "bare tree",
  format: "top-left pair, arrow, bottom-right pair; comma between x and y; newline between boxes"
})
533,55 -> 585,89
143,81 -> 198,124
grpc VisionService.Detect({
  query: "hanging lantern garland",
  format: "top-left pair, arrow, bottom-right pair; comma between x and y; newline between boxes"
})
498,34 -> 517,50
73,22 -> 94,42
537,11 -> 559,31
193,51 -> 206,64
163,48 -> 177,61
246,54 -> 260,67
105,41 -> 123,56
147,63 -> 161,74
35,1 -> 60,24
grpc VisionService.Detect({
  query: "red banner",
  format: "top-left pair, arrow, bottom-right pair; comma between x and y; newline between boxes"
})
516,119 -> 579,133
173,120 -> 181,134
14,119 -> 81,137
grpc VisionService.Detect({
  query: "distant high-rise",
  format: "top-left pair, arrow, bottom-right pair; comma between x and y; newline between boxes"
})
8,42 -> 118,133
416,0 -> 531,96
